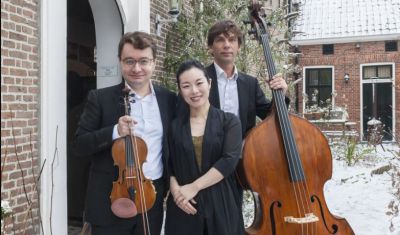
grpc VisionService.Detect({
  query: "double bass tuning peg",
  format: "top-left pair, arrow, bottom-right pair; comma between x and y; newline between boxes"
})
243,20 -> 252,25
248,28 -> 258,36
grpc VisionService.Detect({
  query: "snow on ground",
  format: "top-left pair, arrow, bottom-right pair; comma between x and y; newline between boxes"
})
242,143 -> 400,235
325,144 -> 400,235
160,144 -> 399,235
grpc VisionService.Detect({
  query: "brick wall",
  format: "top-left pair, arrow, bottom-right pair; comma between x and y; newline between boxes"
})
297,41 -> 400,140
150,0 -> 174,85
150,0 -> 192,89
1,0 -> 40,234
1,0 -> 187,234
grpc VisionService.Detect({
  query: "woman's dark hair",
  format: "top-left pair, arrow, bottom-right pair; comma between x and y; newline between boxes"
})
176,60 -> 209,87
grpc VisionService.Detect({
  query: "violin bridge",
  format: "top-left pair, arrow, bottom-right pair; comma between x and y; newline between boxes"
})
284,213 -> 319,224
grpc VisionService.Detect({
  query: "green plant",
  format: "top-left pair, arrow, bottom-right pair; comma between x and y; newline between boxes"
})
163,0 -> 297,93
340,137 -> 374,166
1,200 -> 12,220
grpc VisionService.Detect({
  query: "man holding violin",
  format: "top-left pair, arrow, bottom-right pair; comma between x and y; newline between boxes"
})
74,31 -> 176,235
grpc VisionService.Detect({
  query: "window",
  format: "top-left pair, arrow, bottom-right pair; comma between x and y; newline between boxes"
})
363,65 -> 392,80
304,68 -> 333,110
385,41 -> 398,52
322,44 -> 334,55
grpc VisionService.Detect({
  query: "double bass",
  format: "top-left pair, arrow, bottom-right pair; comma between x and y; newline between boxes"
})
110,87 -> 156,234
240,1 -> 355,234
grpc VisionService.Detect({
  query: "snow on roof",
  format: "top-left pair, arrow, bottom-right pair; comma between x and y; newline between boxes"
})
291,0 -> 400,45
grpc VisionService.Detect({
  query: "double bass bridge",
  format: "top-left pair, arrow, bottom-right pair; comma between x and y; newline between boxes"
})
284,213 -> 319,224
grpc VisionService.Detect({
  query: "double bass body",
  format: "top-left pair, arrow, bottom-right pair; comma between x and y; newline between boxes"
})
241,1 -> 355,234
242,113 -> 355,234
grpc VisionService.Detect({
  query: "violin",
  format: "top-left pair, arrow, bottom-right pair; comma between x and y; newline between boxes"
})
110,87 -> 156,233
239,1 -> 355,234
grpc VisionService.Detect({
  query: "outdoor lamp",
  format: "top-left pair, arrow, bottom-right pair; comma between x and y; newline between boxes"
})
155,0 -> 181,36
168,0 -> 180,15
344,73 -> 350,83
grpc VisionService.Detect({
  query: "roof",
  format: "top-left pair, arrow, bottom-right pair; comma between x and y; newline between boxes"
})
290,0 -> 400,45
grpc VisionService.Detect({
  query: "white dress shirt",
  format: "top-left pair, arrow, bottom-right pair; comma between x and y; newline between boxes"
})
214,62 -> 239,117
112,82 -> 164,180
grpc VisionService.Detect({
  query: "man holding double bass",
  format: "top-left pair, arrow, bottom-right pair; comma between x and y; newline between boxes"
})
205,19 -> 288,206
206,19 -> 288,138
74,31 -> 176,235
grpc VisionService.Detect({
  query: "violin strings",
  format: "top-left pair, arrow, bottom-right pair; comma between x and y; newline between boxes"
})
132,134 -> 150,235
127,94 -> 151,235
261,30 -> 315,234
132,135 -> 151,235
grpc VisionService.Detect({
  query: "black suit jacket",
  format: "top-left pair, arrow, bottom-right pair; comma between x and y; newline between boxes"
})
206,64 -> 272,136
73,82 -> 177,226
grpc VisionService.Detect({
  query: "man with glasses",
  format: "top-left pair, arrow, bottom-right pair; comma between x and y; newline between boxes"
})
74,31 -> 177,235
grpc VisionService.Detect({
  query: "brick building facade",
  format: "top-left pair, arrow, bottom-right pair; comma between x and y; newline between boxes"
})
296,41 -> 400,140
1,0 -> 181,234
291,0 -> 400,141
1,0 -> 40,234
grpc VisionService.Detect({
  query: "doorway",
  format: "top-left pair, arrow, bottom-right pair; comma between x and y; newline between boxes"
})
361,64 -> 395,141
67,0 -> 96,227
67,0 -> 124,230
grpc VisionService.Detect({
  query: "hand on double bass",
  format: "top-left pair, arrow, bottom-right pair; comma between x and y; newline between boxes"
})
266,73 -> 288,94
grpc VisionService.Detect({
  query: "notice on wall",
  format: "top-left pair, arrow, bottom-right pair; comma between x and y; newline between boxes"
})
98,65 -> 118,77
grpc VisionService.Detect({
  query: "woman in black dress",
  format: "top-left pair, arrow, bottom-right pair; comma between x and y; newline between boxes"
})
165,60 -> 244,235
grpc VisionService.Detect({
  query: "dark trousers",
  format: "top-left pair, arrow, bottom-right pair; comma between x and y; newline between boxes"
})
91,178 -> 166,235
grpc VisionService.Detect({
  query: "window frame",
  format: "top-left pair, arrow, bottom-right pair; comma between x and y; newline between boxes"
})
322,44 -> 334,55
360,63 -> 396,141
385,41 -> 398,52
302,66 -> 335,113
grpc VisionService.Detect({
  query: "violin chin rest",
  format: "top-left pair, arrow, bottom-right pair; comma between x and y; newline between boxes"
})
111,198 -> 138,218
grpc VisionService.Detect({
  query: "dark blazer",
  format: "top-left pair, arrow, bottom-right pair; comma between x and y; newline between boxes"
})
73,82 -> 177,226
165,106 -> 244,235
206,63 -> 272,137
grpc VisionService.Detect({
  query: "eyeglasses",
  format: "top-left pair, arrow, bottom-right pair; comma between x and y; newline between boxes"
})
122,58 -> 154,67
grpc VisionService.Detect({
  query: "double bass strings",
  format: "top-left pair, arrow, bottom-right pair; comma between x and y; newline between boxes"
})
260,29 -> 316,234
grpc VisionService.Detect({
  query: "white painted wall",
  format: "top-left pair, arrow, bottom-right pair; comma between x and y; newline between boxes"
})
40,0 -> 68,234
117,0 -> 151,33
40,1 -> 151,234
89,0 -> 123,88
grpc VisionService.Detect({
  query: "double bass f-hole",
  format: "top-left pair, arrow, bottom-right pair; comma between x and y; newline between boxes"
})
110,87 -> 157,235
239,1 -> 355,234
